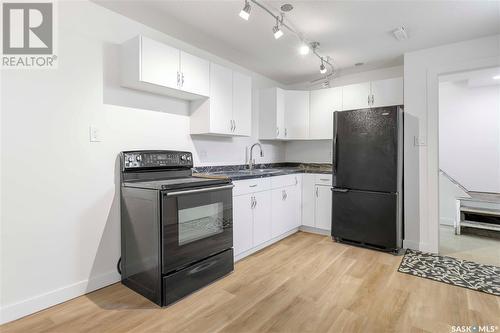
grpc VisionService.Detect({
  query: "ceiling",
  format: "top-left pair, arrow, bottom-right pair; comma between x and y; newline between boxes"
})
97,0 -> 500,85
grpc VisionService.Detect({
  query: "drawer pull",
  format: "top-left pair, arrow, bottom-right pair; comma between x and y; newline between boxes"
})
249,184 -> 257,188
320,178 -> 330,181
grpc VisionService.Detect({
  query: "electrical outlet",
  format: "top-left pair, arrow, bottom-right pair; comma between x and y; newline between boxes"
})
89,125 -> 101,142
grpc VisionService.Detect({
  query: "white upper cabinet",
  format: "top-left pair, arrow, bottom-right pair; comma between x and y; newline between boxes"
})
342,77 -> 403,111
309,87 -> 342,140
232,71 -> 252,136
179,51 -> 210,97
121,35 -> 209,100
208,63 -> 233,135
285,90 -> 310,139
259,88 -> 309,140
190,63 -> 252,136
370,77 -> 403,107
140,36 -> 179,90
341,82 -> 372,111
259,87 -> 284,140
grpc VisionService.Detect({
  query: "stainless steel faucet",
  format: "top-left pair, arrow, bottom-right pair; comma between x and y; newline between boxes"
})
249,143 -> 263,170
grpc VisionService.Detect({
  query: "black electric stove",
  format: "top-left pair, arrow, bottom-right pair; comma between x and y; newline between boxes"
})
120,150 -> 234,306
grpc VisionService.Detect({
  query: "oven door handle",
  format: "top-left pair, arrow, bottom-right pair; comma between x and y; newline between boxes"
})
166,184 -> 234,196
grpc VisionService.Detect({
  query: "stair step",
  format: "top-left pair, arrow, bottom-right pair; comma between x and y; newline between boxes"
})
460,206 -> 500,216
460,220 -> 500,232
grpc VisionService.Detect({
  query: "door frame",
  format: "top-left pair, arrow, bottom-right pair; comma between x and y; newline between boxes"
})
427,56 -> 500,253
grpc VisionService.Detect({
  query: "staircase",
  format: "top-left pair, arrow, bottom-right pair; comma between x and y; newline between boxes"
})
439,169 -> 500,235
458,192 -> 500,234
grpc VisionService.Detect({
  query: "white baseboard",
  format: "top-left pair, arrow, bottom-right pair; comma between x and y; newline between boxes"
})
0,270 -> 120,325
235,228 -> 299,262
439,217 -> 454,226
299,225 -> 330,236
402,239 -> 420,251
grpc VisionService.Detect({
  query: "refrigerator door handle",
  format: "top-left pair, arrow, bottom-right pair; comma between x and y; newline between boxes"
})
332,111 -> 338,174
331,188 -> 349,193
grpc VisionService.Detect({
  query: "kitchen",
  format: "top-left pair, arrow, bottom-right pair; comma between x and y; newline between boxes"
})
1,0 -> 499,332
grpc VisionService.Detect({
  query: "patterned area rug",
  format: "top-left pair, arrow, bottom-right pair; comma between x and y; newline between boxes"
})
398,249 -> 500,296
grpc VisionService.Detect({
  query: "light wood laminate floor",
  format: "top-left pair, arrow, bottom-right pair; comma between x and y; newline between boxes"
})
2,232 -> 499,333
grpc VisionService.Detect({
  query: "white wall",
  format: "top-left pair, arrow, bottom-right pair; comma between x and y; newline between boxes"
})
285,66 -> 404,163
403,34 -> 500,253
439,81 -> 500,193
0,1 -> 285,323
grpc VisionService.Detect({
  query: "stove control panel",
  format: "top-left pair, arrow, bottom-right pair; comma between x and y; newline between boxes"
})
122,151 -> 193,169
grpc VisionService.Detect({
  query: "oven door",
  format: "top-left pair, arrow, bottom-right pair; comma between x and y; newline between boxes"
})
161,184 -> 233,274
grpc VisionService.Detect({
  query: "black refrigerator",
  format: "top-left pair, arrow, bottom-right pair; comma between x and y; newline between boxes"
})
331,106 -> 403,253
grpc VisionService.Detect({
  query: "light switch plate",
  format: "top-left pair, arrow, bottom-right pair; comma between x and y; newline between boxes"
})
414,135 -> 426,146
89,125 -> 101,142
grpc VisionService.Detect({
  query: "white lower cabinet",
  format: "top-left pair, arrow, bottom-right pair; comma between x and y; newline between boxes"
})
315,185 -> 332,230
233,175 -> 301,260
301,174 -> 333,231
233,194 -> 254,255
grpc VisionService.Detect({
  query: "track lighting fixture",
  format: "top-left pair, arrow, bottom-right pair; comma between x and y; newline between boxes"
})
273,16 -> 283,39
238,0 -> 334,82
239,0 -> 251,20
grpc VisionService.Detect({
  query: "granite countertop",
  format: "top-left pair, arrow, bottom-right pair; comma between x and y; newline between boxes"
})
193,162 -> 332,181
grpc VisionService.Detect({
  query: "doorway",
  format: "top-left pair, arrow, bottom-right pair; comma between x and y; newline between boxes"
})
438,66 -> 500,266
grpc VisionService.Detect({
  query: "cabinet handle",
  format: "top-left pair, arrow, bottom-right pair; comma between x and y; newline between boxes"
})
177,71 -> 180,87
249,184 -> 257,188
276,127 -> 279,136
367,95 -> 371,105
250,196 -> 255,208
320,178 -> 330,181
181,73 -> 185,87
285,128 -> 288,137
315,187 -> 319,197
254,197 -> 257,208
371,94 -> 374,105
282,190 -> 285,200
295,177 -> 298,185
233,120 -> 236,132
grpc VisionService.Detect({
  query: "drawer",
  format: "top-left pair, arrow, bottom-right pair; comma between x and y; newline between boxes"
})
233,178 -> 271,196
315,174 -> 332,185
163,249 -> 234,306
271,174 -> 300,189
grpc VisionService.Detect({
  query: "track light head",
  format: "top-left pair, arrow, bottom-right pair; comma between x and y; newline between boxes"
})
239,1 -> 251,20
273,25 -> 283,39
273,16 -> 283,39
299,43 -> 310,55
319,63 -> 327,74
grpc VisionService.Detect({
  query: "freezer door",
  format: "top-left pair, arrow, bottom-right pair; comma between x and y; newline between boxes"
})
334,107 -> 399,192
331,189 -> 400,250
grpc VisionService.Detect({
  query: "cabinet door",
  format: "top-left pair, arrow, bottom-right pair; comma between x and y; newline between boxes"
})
209,63 -> 233,135
301,174 -> 316,227
180,51 -> 209,97
370,77 -> 403,108
342,82 -> 371,111
315,185 -> 332,231
309,87 -> 342,139
284,184 -> 301,230
141,36 -> 180,90
252,190 -> 272,246
232,72 -> 252,136
276,88 -> 286,139
271,188 -> 288,238
233,194 -> 254,256
284,90 -> 309,139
